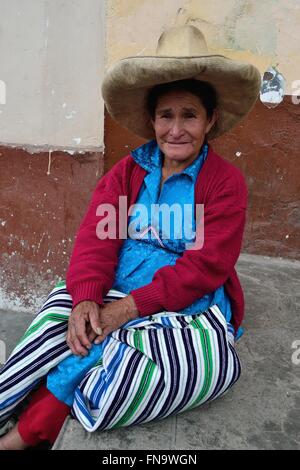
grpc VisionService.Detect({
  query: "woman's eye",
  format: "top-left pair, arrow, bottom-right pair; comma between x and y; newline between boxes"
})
185,113 -> 196,119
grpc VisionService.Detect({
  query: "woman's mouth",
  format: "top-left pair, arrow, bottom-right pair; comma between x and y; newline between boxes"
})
166,142 -> 190,145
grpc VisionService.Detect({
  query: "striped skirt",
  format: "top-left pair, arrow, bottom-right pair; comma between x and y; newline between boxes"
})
0,280 -> 241,432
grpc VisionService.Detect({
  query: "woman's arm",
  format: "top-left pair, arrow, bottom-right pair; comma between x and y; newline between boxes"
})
66,161 -> 128,309
65,157 -> 132,354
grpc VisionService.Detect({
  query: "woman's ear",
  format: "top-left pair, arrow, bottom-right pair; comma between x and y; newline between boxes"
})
205,109 -> 219,134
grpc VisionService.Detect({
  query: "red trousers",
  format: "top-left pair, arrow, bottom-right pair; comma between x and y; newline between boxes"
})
18,384 -> 70,446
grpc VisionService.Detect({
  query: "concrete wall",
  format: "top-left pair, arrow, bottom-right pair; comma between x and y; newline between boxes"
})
0,0 -> 105,150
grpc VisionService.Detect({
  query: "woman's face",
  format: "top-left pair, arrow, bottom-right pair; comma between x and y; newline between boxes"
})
151,90 -> 217,167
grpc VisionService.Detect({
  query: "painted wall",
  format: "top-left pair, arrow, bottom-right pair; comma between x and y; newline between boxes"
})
0,146 -> 103,313
105,0 -> 300,97
0,0 -> 105,313
0,0 -> 105,150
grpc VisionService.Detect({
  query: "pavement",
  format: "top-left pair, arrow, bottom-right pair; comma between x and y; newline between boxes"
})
1,253 -> 300,450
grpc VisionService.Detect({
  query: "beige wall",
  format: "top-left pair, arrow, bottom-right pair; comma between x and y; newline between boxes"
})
0,0 -> 105,151
105,0 -> 300,96
1,0 -> 298,149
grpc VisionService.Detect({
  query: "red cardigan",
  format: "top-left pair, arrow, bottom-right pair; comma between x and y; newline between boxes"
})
66,145 -> 247,332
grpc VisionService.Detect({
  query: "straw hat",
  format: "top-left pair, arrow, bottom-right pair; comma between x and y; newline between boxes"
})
102,25 -> 261,140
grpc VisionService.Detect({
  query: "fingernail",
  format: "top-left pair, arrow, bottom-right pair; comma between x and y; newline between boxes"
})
96,327 -> 103,335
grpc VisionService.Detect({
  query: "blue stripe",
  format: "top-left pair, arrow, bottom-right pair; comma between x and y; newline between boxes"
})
37,299 -> 72,315
41,287 -> 68,304
0,322 -> 68,374
0,343 -> 69,394
168,327 -> 197,414
131,329 -> 166,426
203,309 -> 228,401
90,340 -> 128,407
98,349 -> 142,430
156,328 -> 180,419
0,379 -> 40,410
73,389 -> 95,427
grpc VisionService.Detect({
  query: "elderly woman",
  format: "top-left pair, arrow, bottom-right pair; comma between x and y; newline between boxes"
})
0,25 -> 261,450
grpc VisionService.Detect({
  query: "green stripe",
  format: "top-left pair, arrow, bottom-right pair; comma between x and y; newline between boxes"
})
188,318 -> 213,409
94,358 -> 103,367
113,359 -> 156,428
55,280 -> 66,288
133,330 -> 144,354
17,313 -> 69,345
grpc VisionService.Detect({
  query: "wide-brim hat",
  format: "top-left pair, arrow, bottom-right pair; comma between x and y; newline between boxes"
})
102,25 -> 262,140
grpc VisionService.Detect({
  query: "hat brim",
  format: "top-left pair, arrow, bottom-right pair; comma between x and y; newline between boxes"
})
102,55 -> 262,140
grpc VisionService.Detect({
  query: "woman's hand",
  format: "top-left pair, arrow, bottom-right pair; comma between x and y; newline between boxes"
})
94,295 -> 139,344
66,300 -> 102,356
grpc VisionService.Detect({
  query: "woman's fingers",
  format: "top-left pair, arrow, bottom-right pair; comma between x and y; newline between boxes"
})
94,335 -> 102,344
87,324 -> 97,343
89,307 -> 103,336
66,301 -> 105,353
66,301 -> 102,355
67,321 -> 88,356
67,297 -> 138,349
94,326 -> 111,344
74,315 -> 92,350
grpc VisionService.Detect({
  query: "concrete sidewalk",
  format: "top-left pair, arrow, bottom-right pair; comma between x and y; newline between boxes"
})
1,253 -> 300,450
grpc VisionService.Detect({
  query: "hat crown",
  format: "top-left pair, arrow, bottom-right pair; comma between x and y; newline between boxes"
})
156,25 -> 209,57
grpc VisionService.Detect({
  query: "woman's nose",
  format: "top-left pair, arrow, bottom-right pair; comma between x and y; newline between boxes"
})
169,119 -> 184,136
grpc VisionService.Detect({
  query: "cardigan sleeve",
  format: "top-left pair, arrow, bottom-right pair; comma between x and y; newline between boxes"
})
130,170 -> 248,316
66,160 -> 129,309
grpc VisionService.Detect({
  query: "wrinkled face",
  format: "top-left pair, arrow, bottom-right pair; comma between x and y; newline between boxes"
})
151,90 -> 217,166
